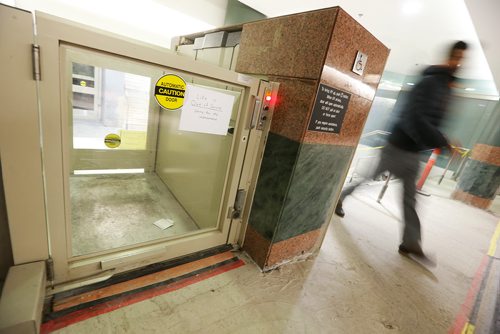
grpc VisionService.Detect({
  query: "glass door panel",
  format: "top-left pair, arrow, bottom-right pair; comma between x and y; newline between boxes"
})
155,85 -> 241,230
72,64 -> 151,151
62,46 -> 244,257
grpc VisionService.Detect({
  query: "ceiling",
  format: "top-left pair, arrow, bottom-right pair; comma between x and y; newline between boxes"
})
240,0 -> 499,96
6,0 -> 223,49
4,0 -> 498,96
464,0 -> 500,96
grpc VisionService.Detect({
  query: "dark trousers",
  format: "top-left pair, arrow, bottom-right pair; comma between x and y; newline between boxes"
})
339,144 -> 422,251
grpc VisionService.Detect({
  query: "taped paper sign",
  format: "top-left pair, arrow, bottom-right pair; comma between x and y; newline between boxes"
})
118,130 -> 147,150
179,84 -> 235,136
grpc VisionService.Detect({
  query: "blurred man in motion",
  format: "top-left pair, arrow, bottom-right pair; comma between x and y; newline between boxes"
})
335,41 -> 468,258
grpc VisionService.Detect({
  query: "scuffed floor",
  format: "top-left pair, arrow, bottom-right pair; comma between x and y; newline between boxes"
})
70,173 -> 199,256
56,178 -> 499,333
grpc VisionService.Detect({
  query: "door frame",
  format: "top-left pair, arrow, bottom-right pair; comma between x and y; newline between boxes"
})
0,5 -> 49,265
35,11 -> 260,285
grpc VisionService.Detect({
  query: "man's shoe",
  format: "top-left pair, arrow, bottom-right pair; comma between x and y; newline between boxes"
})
335,204 -> 345,218
398,244 -> 424,257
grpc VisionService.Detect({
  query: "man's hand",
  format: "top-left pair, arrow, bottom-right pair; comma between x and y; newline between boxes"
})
448,140 -> 463,154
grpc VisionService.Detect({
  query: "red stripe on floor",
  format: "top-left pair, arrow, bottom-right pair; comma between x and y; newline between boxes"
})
54,252 -> 235,311
41,259 -> 245,334
449,254 -> 489,334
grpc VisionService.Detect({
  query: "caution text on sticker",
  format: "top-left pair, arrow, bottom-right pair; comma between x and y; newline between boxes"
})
154,86 -> 185,98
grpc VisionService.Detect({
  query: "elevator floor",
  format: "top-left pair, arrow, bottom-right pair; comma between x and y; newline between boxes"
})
70,173 -> 199,256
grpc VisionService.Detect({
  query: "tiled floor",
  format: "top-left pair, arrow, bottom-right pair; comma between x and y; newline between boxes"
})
54,177 -> 499,333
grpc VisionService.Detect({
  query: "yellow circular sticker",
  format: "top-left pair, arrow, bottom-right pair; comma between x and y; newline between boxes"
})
104,134 -> 121,148
154,74 -> 186,110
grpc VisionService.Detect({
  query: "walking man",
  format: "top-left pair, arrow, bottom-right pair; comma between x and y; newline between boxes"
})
335,41 -> 468,257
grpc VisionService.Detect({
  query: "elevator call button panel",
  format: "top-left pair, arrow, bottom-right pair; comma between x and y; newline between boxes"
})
254,82 -> 279,131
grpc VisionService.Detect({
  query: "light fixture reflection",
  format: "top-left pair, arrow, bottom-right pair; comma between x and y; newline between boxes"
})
402,0 -> 423,16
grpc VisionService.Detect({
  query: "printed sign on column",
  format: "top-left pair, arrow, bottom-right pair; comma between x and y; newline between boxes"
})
179,84 -> 235,136
308,84 -> 351,134
154,74 -> 186,110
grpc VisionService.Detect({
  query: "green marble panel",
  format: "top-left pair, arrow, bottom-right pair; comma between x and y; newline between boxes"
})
273,144 -> 354,242
458,159 -> 500,199
247,133 -> 300,240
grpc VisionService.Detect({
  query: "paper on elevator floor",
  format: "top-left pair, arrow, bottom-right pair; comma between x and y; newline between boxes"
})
153,218 -> 174,230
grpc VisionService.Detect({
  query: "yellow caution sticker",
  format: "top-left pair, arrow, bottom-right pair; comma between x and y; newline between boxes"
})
154,74 -> 186,110
104,133 -> 121,148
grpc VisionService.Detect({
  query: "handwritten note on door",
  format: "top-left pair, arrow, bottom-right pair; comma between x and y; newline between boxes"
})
179,84 -> 235,136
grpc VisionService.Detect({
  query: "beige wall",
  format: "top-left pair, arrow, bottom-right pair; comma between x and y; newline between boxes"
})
0,160 -> 14,284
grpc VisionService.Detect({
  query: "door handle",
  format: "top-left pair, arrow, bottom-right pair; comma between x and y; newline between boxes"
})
250,99 -> 262,129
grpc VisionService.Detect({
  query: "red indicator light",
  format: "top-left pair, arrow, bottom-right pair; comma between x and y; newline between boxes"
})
265,94 -> 272,102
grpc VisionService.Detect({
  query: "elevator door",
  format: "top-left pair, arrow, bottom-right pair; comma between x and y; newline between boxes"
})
33,12 -> 263,284
63,45 -> 247,257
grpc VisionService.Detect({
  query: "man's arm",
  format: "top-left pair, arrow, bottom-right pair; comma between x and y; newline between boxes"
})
400,76 -> 449,149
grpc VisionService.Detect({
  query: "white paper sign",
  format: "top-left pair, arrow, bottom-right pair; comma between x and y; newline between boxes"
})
179,84 -> 235,136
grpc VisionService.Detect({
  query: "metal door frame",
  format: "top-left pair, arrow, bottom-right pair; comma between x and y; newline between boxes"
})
35,12 -> 261,286
0,5 -> 49,266
1,5 -> 278,290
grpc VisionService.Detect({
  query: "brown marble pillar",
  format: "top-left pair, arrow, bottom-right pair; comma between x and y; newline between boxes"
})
452,144 -> 500,209
236,7 -> 389,270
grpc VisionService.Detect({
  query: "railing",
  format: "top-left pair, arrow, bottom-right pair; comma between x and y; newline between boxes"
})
360,130 -> 391,138
348,130 -> 390,183
347,130 -> 472,203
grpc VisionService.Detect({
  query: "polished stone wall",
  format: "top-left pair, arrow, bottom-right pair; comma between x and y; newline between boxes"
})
236,9 -> 337,80
237,7 -> 389,269
452,144 -> 500,210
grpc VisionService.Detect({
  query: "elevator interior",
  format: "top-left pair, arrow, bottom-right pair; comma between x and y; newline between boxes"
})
67,48 -> 242,257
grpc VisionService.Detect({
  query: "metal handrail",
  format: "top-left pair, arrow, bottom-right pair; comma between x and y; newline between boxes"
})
351,144 -> 471,203
360,130 -> 391,138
